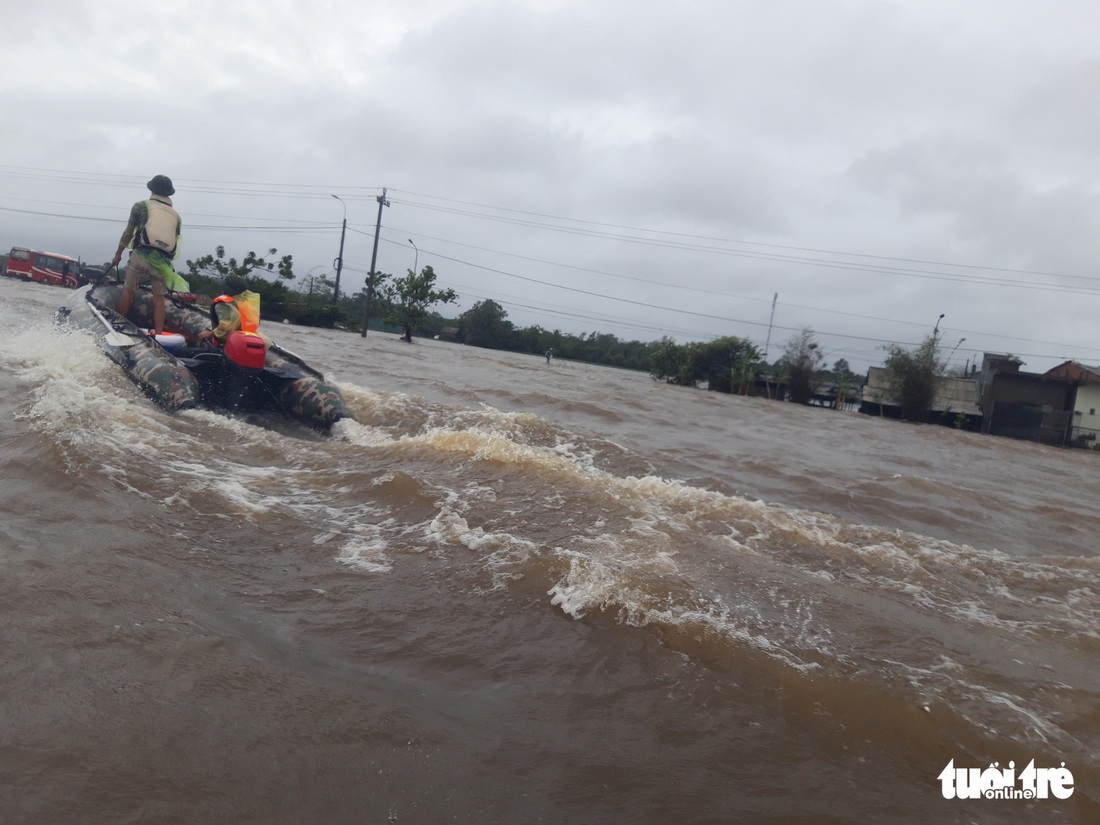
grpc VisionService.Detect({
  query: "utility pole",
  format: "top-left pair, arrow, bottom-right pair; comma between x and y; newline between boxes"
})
763,292 -> 778,361
361,187 -> 390,337
331,195 -> 347,305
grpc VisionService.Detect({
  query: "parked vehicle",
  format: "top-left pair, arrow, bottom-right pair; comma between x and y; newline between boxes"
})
5,247 -> 81,288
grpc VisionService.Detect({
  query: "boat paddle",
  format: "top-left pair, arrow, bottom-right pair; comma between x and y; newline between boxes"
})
85,265 -> 140,348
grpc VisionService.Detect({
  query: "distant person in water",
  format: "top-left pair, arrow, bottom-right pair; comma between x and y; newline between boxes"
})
110,175 -> 188,336
545,347 -> 554,365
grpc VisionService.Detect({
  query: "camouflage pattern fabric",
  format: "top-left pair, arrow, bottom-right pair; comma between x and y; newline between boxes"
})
117,335 -> 202,411
277,376 -> 347,428
62,288 -> 201,411
95,283 -> 205,341
83,283 -> 346,426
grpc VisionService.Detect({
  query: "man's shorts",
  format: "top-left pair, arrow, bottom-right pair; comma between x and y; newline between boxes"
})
124,248 -> 173,296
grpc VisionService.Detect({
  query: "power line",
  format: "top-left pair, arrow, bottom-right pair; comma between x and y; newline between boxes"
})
4,166 -> 1098,361
377,237 -> 943,350
0,164 -> 385,200
390,191 -> 1100,289
376,234 -> 1100,358
6,164 -> 1094,290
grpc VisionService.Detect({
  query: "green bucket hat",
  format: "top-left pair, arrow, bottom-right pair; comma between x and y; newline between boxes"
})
147,175 -> 175,196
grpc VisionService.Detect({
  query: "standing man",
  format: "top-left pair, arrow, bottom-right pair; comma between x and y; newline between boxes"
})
111,174 -> 187,336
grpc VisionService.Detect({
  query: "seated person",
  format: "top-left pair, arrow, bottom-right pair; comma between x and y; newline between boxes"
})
198,290 -> 262,346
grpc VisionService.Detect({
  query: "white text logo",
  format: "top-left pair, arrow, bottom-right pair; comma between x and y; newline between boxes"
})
939,759 -> 1074,800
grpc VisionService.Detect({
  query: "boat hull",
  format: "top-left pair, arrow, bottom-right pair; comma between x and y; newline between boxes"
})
58,284 -> 346,427
58,287 -> 202,411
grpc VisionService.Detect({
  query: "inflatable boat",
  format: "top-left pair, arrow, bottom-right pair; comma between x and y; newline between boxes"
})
57,282 -> 346,428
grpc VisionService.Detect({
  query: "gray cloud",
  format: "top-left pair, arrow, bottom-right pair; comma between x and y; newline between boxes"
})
4,0 -> 1100,372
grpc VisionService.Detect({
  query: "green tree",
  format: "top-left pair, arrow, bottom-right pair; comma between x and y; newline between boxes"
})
182,245 -> 297,319
460,299 -> 514,348
650,337 -> 689,384
185,246 -> 295,289
697,336 -> 760,392
833,369 -> 853,409
286,273 -> 346,328
649,336 -> 760,391
783,327 -> 824,404
883,332 -> 947,421
763,360 -> 787,401
376,265 -> 457,342
731,351 -> 756,395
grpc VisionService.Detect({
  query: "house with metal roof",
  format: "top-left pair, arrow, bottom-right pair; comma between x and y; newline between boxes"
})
859,366 -> 981,428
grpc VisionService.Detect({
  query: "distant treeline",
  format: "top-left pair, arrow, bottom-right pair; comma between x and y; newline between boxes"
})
77,250 -> 859,394
449,298 -> 661,370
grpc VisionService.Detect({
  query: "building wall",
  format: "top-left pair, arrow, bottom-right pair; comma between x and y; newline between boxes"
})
1071,384 -> 1100,447
982,373 -> 1074,445
859,367 -> 980,416
978,353 -> 1023,397
985,374 -> 1070,410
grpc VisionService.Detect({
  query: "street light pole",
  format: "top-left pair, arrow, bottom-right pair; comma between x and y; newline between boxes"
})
408,238 -> 418,274
933,313 -> 945,345
331,194 -> 346,305
361,187 -> 390,338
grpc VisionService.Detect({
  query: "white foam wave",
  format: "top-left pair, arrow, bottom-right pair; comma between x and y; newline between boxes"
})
331,400 -> 1100,653
331,416 -> 399,447
335,534 -> 393,573
337,383 -> 428,430
546,552 -> 829,674
426,507 -> 541,590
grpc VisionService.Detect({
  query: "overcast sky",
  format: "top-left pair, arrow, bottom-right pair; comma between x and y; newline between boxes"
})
4,0 -> 1100,373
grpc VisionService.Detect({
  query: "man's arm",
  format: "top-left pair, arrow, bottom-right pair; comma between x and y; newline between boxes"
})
110,202 -> 147,266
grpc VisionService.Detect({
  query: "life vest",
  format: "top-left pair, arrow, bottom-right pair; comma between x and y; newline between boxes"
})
210,295 -> 237,336
210,291 -> 260,334
210,293 -> 266,367
137,197 -> 179,257
235,291 -> 260,332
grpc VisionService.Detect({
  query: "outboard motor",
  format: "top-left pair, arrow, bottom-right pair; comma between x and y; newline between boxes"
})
221,330 -> 268,407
